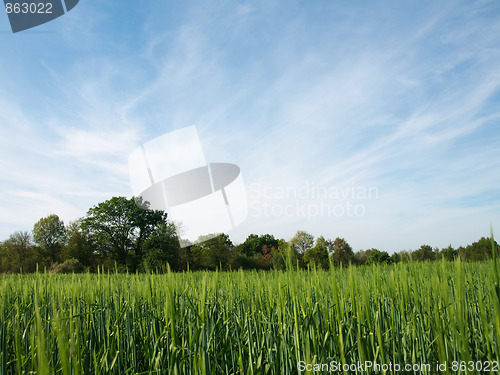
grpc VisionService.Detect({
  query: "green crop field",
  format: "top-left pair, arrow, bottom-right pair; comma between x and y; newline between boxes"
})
0,260 -> 499,374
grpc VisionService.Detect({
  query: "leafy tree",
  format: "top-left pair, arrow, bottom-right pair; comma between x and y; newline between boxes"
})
330,237 -> 353,267
177,246 -> 193,271
232,245 -> 275,271
412,244 -> 435,262
50,259 -> 83,274
141,222 -> 181,272
0,231 -> 40,273
268,239 -> 303,270
233,234 -> 279,269
269,240 -> 287,270
190,234 -> 233,270
365,249 -> 392,265
290,230 -> 314,254
457,245 -> 467,260
81,196 -> 167,269
462,237 -> 500,261
132,197 -> 169,257
230,250 -> 258,270
240,234 -> 279,257
353,249 -> 369,265
304,236 -> 330,269
32,214 -> 66,263
439,244 -> 457,261
391,250 -> 411,263
63,220 -> 96,269
239,234 -> 259,257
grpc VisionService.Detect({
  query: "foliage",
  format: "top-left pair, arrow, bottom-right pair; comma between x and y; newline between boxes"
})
365,248 -> 392,265
412,244 -> 436,262
81,196 -> 168,268
461,237 -> 500,262
353,249 -> 369,265
32,214 -> 66,263
1,196 -> 500,274
190,233 -> 233,271
439,244 -> 457,261
304,236 -> 330,269
290,230 -> 314,254
49,258 -> 83,274
141,222 -> 180,272
330,237 -> 354,267
63,220 -> 96,269
0,231 -> 40,273
391,250 -> 411,263
239,233 -> 279,257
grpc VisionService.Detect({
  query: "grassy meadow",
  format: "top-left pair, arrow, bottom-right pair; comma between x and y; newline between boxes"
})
0,259 -> 499,374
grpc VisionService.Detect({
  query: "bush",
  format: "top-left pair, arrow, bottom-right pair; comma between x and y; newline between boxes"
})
50,258 -> 83,274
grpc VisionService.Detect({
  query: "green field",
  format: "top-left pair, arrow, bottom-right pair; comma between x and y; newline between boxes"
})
0,260 -> 499,374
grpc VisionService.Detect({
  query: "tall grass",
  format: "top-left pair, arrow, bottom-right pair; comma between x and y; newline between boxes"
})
0,259 -> 498,374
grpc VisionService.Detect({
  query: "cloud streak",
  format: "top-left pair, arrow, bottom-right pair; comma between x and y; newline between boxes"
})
0,0 -> 499,251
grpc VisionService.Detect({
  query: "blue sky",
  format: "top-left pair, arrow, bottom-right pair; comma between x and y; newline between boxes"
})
1,0 -> 499,252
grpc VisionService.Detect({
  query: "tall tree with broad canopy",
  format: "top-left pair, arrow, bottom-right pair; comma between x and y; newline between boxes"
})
290,230 -> 314,254
81,196 -> 168,268
365,249 -> 392,265
239,233 -> 280,257
141,222 -> 181,272
190,233 -> 233,271
32,214 -> 66,263
412,244 -> 436,262
460,237 -> 500,261
330,237 -> 354,267
304,236 -> 330,269
0,231 -> 39,273
63,219 -> 96,269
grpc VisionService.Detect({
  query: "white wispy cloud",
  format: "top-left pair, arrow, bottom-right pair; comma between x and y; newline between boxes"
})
0,0 -> 499,251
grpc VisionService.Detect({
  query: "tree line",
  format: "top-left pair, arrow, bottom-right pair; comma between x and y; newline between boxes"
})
0,196 -> 498,273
